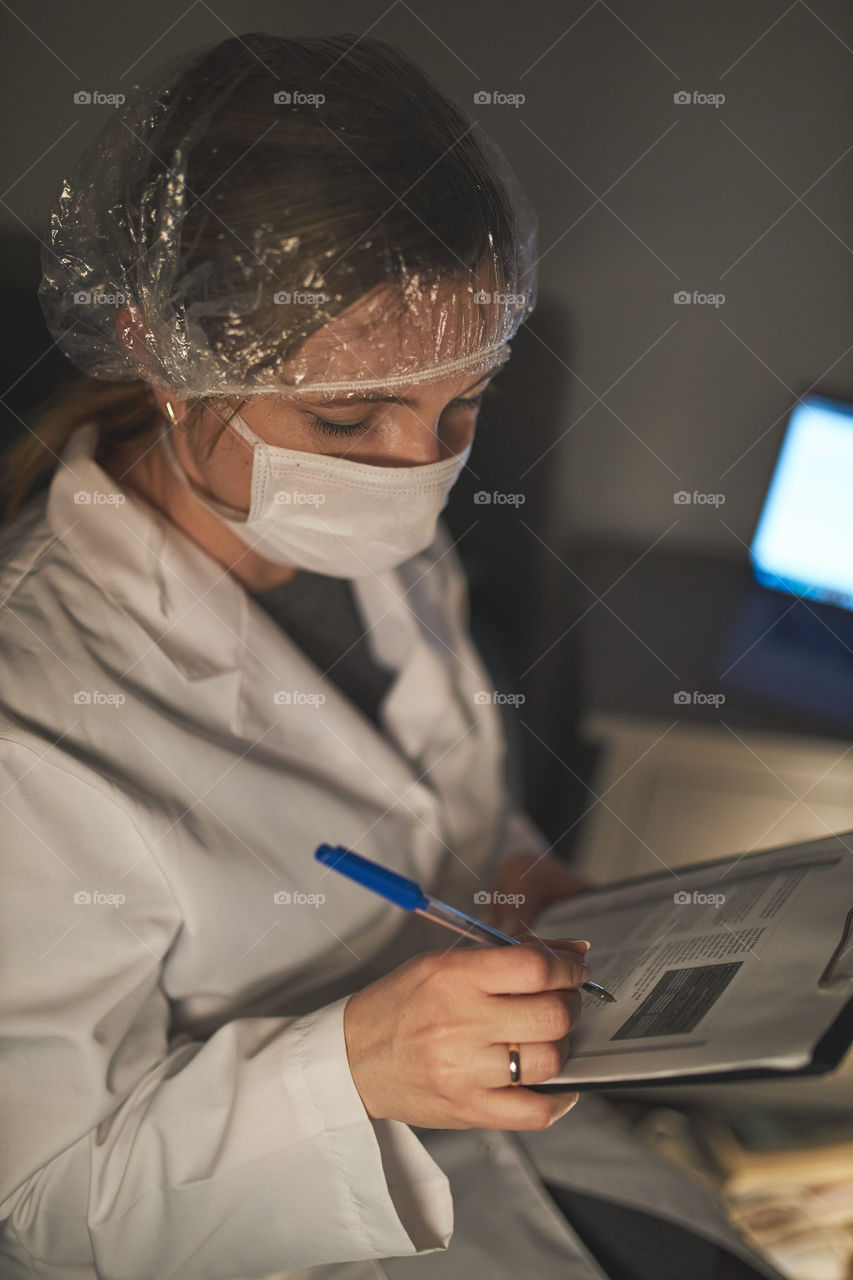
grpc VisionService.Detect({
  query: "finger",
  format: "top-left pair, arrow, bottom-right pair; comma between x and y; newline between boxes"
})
535,936 -> 591,957
470,1084 -> 581,1131
487,988 -> 582,1044
512,927 -> 591,956
460,941 -> 590,996
481,1032 -> 572,1088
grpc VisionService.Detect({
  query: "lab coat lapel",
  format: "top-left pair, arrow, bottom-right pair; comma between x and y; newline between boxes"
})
46,422 -> 250,691
350,567 -> 473,762
232,593 -> 432,813
231,551 -> 474,812
48,424 -> 474,845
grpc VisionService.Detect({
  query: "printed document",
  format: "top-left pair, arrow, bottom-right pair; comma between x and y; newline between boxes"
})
531,834 -> 853,1085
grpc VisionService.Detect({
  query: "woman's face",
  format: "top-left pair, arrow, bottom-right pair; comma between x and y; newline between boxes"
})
234,364 -> 498,461
152,279 -> 508,515
156,366 -> 498,522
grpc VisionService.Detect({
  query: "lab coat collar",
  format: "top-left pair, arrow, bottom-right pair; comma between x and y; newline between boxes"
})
349,570 -> 464,760
45,423 -> 462,773
46,421 -> 247,682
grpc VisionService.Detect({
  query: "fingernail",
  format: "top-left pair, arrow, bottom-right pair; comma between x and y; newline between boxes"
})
546,938 -> 590,954
563,936 -> 591,957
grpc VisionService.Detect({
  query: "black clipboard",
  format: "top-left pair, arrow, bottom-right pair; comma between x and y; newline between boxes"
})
527,838 -> 853,1093
531,992 -> 853,1092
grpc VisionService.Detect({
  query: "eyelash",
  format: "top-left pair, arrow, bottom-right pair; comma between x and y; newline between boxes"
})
308,391 -> 487,436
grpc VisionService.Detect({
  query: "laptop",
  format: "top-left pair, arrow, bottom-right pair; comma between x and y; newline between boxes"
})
718,393 -> 853,729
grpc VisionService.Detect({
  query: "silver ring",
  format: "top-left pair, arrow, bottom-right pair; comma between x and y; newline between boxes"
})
508,1043 -> 521,1086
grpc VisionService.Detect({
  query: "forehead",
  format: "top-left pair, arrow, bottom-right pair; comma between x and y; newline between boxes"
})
273,273 -> 512,399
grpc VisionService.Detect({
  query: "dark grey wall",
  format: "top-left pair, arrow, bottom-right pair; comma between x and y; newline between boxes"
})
2,0 -> 852,555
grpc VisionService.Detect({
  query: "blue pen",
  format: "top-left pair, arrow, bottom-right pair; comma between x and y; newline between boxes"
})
315,843 -> 615,1003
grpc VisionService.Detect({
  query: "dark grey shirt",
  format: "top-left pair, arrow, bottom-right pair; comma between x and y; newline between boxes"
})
251,571 -> 396,731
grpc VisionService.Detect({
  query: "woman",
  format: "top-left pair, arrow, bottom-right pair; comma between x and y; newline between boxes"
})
0,31 -> 784,1280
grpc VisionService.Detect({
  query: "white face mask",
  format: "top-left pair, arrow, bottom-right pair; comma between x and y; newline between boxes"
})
157,412 -> 472,579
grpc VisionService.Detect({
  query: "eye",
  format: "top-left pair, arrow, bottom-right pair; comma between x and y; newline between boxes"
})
307,390 -> 487,437
308,415 -> 370,436
446,391 -> 486,411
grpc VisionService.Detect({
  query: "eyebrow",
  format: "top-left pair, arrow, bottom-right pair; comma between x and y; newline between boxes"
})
297,363 -> 505,407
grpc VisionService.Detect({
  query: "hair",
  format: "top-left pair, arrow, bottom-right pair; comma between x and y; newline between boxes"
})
1,32 -> 522,526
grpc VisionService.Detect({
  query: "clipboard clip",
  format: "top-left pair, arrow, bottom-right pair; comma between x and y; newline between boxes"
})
817,906 -> 853,988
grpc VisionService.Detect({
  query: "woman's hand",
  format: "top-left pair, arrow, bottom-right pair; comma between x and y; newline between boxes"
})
481,849 -> 596,938
343,937 -> 589,1131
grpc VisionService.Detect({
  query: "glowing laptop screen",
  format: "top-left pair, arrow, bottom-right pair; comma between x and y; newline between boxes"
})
750,395 -> 853,612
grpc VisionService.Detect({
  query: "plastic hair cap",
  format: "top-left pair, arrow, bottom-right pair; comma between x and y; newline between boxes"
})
38,32 -> 539,400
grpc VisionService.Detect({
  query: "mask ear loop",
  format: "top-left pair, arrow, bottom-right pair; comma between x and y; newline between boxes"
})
156,398 -> 259,527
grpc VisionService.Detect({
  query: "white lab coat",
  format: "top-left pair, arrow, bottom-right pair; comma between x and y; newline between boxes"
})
0,422 -> 784,1280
